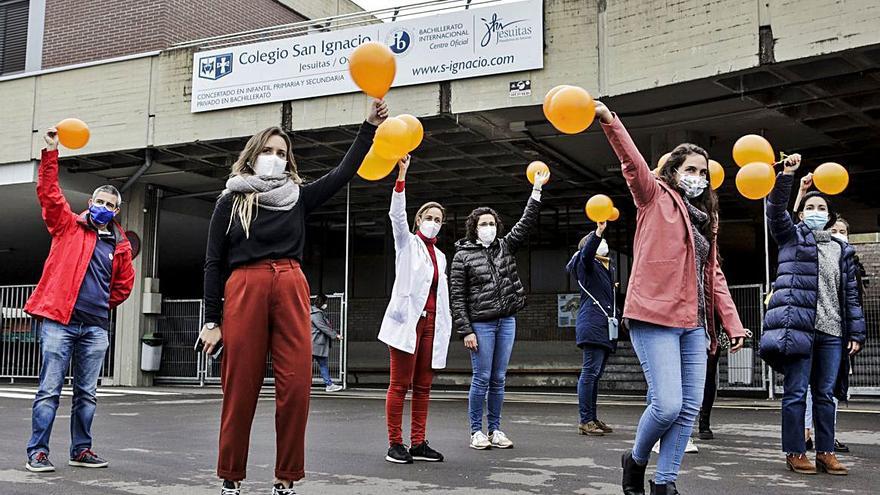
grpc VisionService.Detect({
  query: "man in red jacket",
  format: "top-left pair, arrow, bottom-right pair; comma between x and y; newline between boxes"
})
24,128 -> 135,473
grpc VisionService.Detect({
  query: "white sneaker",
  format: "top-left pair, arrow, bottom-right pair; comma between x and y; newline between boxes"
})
489,430 -> 514,449
685,437 -> 699,453
325,384 -> 343,392
470,431 -> 491,450
652,440 -> 661,454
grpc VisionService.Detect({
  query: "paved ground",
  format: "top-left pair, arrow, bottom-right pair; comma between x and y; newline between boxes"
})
0,386 -> 878,494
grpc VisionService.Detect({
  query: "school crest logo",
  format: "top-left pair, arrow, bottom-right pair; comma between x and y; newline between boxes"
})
198,53 -> 233,80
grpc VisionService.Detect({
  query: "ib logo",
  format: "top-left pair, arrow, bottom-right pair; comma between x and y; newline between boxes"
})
198,53 -> 233,80
386,29 -> 412,56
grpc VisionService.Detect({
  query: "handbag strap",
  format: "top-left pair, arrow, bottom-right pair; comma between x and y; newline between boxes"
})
577,279 -> 611,319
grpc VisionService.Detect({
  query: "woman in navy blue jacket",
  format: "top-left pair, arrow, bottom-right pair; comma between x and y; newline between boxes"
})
566,221 -> 618,436
763,154 -> 865,476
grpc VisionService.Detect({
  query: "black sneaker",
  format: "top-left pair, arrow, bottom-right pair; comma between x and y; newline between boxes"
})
410,441 -> 444,462
272,482 -> 297,494
25,451 -> 55,473
68,449 -> 109,468
805,437 -> 814,451
385,443 -> 413,464
221,480 -> 241,495
834,439 -> 850,453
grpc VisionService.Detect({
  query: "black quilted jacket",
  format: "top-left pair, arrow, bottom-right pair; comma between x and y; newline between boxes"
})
450,197 -> 541,336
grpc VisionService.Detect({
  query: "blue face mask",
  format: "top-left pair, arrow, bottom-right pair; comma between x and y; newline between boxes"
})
89,204 -> 116,225
803,211 -> 829,231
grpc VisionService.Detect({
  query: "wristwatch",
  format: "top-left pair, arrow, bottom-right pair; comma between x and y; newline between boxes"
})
205,322 -> 218,330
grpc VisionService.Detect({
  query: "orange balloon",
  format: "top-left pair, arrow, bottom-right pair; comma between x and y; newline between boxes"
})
56,118 -> 90,149
542,85 -> 569,121
357,148 -> 397,181
812,162 -> 849,195
348,42 -> 396,98
735,162 -> 776,200
396,114 -> 424,152
585,194 -> 614,222
526,161 -> 550,185
608,207 -> 620,222
708,160 -> 724,190
372,117 -> 409,161
547,86 -> 595,134
733,134 -> 774,167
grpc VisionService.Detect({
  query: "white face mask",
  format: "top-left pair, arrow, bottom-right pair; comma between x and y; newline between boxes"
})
477,225 -> 497,245
253,154 -> 287,177
678,173 -> 708,198
832,233 -> 848,243
596,239 -> 609,257
418,219 -> 441,239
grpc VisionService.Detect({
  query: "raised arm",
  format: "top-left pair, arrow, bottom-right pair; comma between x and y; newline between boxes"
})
567,223 -> 605,277
203,195 -> 232,325
300,99 -> 387,212
389,156 -> 412,253
766,154 -> 801,246
450,251 -> 473,337
504,170 -> 547,254
595,102 -> 660,208
792,173 -> 813,213
36,128 -> 77,236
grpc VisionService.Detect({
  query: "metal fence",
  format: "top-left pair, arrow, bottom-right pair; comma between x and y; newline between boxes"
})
0,285 -> 115,382
849,291 -> 880,394
718,284 -> 767,392
156,295 -> 346,387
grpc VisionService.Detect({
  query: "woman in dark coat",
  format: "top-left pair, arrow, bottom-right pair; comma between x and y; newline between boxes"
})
761,153 -> 865,476
450,171 -> 548,450
566,221 -> 618,436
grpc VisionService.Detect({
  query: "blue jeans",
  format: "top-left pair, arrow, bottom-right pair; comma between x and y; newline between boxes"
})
578,345 -> 609,423
630,321 -> 707,485
805,385 -> 840,432
468,316 -> 516,433
313,355 -> 334,386
27,320 -> 110,459
782,331 -> 842,453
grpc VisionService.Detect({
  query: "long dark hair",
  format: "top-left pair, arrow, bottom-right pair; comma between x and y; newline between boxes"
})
797,191 -> 837,229
659,143 -> 719,243
465,207 -> 504,243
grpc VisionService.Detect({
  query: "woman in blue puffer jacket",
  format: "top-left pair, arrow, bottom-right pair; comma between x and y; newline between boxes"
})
762,153 -> 865,476
566,221 -> 618,437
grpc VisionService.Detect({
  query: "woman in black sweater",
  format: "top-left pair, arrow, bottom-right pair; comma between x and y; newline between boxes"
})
199,99 -> 387,495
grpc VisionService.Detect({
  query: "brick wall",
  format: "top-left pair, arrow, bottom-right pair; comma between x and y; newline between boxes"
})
42,0 -> 305,69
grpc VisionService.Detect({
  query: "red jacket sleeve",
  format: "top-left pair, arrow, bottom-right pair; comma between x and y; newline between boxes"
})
714,262 -> 746,339
36,149 -> 77,236
600,115 -> 660,208
109,244 -> 135,309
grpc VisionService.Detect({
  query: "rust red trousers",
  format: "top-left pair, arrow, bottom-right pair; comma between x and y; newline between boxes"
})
217,259 -> 311,482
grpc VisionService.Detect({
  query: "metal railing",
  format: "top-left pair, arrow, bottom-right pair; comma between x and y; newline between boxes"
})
719,284 -> 767,391
0,285 -> 115,382
156,296 -> 346,388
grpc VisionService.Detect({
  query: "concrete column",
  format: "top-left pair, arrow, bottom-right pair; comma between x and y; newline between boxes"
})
109,183 -> 160,386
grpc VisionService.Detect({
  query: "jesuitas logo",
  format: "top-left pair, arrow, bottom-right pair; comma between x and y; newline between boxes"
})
199,53 -> 234,80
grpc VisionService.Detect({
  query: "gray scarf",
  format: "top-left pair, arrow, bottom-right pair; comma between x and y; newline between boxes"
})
223,174 -> 300,211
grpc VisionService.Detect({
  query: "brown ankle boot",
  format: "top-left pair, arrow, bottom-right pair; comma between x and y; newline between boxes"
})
786,453 -> 817,474
816,452 -> 848,475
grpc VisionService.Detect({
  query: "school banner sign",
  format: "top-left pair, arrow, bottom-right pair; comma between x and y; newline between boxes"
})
190,0 -> 543,112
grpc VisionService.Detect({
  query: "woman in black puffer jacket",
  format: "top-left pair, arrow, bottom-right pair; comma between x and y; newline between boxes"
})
450,171 -> 547,450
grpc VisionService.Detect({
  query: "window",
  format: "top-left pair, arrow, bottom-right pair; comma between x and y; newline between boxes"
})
0,0 -> 29,75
